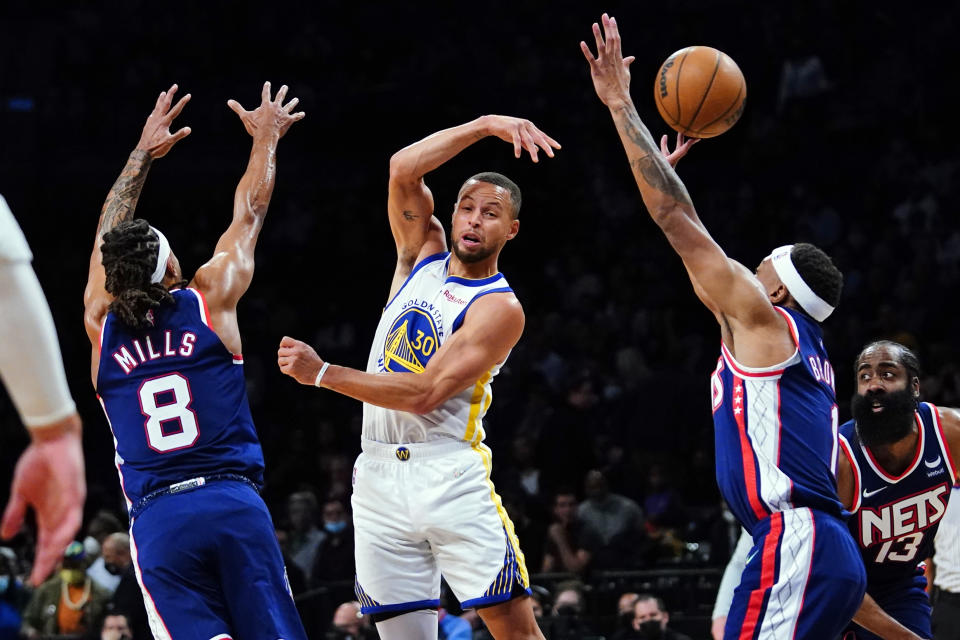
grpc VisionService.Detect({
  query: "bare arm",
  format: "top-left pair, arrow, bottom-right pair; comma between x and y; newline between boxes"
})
83,85 -> 192,346
580,15 -> 776,331
852,593 -> 925,640
937,406 -> 960,480
385,115 -> 560,301
278,293 -> 523,413
190,82 -> 304,354
546,524 -> 591,574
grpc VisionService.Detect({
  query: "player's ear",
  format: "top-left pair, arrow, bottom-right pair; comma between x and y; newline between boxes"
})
912,376 -> 920,398
505,219 -> 519,241
770,283 -> 789,304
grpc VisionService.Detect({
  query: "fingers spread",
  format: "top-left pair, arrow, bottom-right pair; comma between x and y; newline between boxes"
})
283,97 -> 300,113
262,81 -> 272,103
275,84 -> 289,104
171,127 -> 192,143
227,99 -> 244,115
166,94 -> 191,121
591,22 -> 605,54
660,134 -> 669,156
579,40 -> 597,63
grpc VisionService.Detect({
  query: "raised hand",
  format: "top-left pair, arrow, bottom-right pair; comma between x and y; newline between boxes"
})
227,81 -> 305,140
137,84 -> 192,158
481,115 -> 561,163
660,132 -> 700,168
1,416 -> 85,586
580,14 -> 636,108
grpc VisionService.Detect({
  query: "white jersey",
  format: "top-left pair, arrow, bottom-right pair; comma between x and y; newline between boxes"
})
0,195 -> 32,262
363,252 -> 513,444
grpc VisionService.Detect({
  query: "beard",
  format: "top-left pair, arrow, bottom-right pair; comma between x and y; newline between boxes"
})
851,388 -> 918,448
450,232 -> 496,264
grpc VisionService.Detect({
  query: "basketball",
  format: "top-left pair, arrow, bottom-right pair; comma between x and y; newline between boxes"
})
654,46 -> 746,139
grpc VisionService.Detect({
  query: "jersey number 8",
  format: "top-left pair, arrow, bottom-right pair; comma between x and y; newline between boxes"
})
138,373 -> 200,452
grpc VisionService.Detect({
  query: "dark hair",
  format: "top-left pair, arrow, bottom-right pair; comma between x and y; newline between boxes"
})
101,219 -> 175,330
635,593 -> 667,613
462,172 -> 522,218
855,340 -> 921,384
790,242 -> 843,309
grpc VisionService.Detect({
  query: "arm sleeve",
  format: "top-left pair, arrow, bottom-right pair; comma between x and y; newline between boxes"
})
0,202 -> 76,427
712,527 -> 752,620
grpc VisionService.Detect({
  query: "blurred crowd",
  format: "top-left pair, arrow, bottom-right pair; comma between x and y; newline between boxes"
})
2,1 -> 960,638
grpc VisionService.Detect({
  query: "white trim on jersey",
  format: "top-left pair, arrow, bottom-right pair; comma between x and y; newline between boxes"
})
756,508 -> 815,639
188,287 -> 211,327
97,394 -> 133,512
859,412 -> 925,483
934,486 -> 960,593
744,377 -> 795,513
130,530 -> 173,640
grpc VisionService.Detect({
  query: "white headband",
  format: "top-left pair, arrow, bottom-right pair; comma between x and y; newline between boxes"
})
769,244 -> 835,322
149,226 -> 171,284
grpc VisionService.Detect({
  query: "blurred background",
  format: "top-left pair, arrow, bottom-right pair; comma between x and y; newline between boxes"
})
1,1 -> 957,638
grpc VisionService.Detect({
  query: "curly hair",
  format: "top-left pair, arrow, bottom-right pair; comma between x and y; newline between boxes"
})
100,219 -> 175,330
791,242 -> 843,309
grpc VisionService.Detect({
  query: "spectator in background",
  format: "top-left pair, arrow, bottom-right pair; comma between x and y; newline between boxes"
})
438,606 -> 471,640
310,498 -> 355,591
86,510 -> 125,594
274,528 -> 307,595
103,533 -> 148,640
287,490 -> 325,583
100,611 -> 134,640
615,592 -> 640,635
541,580 -> 599,640
0,548 -> 27,639
542,489 -> 601,574
578,469 -> 644,569
21,541 -> 110,637
618,594 -> 692,640
326,601 -> 376,640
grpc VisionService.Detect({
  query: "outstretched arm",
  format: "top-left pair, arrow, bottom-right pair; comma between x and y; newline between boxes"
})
852,594 -> 925,640
83,84 -> 192,346
581,15 -> 772,328
278,293 -> 523,413
386,116 -> 560,301
191,82 -> 304,353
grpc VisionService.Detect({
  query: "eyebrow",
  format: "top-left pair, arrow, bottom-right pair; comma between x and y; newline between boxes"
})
857,360 -> 901,371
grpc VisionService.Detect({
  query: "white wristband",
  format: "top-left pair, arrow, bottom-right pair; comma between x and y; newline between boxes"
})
314,362 -> 331,387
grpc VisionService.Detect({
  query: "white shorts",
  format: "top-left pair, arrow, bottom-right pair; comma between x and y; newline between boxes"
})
352,438 -> 529,615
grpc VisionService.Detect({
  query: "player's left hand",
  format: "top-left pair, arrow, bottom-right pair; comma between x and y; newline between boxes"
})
277,336 -> 324,386
660,132 -> 699,168
136,84 -> 192,158
580,14 -> 636,108
1,414 -> 85,586
228,82 -> 305,140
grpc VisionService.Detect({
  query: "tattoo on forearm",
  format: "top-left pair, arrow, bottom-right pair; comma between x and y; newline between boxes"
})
99,150 -> 152,235
402,210 -> 420,222
616,106 -> 692,207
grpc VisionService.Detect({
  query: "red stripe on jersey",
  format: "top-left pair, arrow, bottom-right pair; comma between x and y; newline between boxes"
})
773,306 -> 800,347
931,404 -> 958,485
739,511 -> 784,640
189,287 -> 213,329
839,436 -> 861,512
791,510 -> 816,640
734,377 -> 769,520
721,343 -> 787,379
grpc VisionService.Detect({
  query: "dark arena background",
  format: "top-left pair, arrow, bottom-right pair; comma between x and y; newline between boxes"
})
1,1 -> 957,638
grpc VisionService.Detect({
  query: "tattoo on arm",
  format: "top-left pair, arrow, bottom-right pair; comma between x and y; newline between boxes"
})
615,106 -> 693,207
99,150 -> 152,236
402,210 -> 420,222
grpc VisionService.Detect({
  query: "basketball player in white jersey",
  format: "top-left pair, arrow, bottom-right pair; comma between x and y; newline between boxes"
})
277,114 -> 560,639
0,194 -> 86,586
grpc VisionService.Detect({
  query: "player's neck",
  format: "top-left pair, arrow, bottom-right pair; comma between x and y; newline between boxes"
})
870,426 -> 920,476
447,254 -> 500,280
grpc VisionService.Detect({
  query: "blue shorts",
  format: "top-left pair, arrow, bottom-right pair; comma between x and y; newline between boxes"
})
725,507 -> 866,640
129,479 -> 307,640
842,572 -> 932,640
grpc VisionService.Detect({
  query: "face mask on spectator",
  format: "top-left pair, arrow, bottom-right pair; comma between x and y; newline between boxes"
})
637,619 -> 665,639
325,520 -> 348,534
60,568 -> 86,585
104,562 -> 123,576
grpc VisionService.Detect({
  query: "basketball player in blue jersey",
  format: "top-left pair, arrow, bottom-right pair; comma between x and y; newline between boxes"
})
582,14 -> 865,639
277,114 -> 560,640
82,82 -> 307,640
836,340 -> 960,639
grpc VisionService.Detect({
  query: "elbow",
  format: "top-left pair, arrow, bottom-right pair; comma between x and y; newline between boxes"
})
389,150 -> 420,184
408,394 -> 442,415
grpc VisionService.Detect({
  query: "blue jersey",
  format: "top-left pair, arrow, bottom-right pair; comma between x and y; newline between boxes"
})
839,403 -> 956,586
96,288 -> 264,510
711,306 -> 842,532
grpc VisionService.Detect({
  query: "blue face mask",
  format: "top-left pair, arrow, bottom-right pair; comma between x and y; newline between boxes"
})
0,576 -> 8,592
324,520 -> 347,534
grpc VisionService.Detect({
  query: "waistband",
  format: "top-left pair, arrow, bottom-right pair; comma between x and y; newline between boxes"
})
360,437 -> 474,461
129,473 -> 259,520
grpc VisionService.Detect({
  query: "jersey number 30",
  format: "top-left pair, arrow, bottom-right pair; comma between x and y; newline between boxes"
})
138,373 -> 200,452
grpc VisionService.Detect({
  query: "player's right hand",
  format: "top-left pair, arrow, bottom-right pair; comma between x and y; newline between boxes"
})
228,81 -> 305,140
1,414 -> 85,586
660,132 -> 699,168
580,14 -> 636,108
136,84 -> 192,158
480,115 -> 561,163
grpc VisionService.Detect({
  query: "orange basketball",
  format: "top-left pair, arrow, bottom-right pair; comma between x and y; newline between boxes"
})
654,46 -> 746,138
